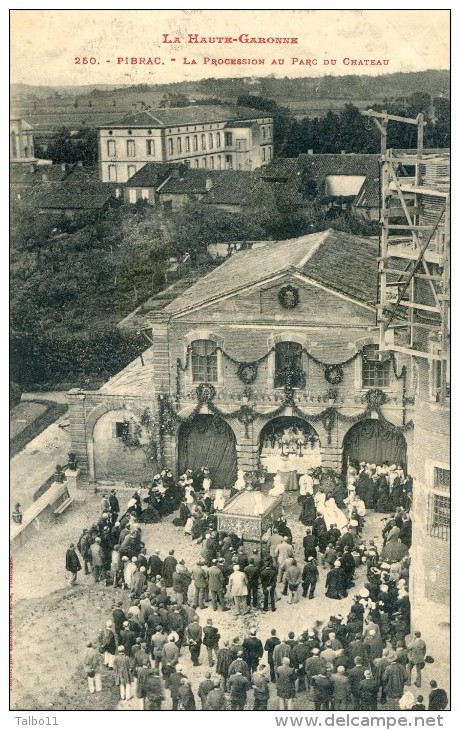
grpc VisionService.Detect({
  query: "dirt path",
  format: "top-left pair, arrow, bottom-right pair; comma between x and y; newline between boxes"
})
10,495 -> 449,710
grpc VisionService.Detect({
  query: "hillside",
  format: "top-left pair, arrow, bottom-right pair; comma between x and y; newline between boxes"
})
11,70 -> 450,134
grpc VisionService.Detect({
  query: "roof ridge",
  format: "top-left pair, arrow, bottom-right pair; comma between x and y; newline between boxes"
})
297,229 -> 332,268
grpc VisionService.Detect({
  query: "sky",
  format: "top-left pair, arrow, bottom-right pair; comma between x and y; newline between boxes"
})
10,9 -> 450,88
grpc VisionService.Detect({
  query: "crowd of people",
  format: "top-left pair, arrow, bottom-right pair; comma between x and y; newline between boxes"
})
63,460 -> 448,712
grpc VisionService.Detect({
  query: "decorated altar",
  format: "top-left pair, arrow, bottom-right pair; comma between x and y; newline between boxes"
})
216,491 -> 283,543
259,419 -> 321,489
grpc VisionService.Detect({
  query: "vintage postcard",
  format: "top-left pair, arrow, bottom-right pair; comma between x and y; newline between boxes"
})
9,8 -> 451,721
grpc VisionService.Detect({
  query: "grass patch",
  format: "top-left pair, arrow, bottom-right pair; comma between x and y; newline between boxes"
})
10,400 -> 68,458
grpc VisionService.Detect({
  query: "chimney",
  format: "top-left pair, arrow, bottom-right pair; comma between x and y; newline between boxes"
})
340,150 -> 346,155
61,163 -> 66,171
307,149 -> 313,156
42,173 -> 48,182
205,177 -> 213,191
77,160 -> 83,167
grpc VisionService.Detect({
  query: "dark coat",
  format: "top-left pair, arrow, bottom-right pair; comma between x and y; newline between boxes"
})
325,566 -> 347,598
66,548 -> 81,574
276,665 -> 296,699
203,625 -> 220,648
163,555 -> 178,586
242,636 -> 264,668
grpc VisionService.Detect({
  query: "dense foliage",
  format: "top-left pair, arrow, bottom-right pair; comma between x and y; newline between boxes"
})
11,89 -> 449,389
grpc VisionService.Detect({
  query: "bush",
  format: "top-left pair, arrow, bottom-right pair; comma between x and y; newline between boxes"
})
10,329 -> 145,389
10,381 -> 22,408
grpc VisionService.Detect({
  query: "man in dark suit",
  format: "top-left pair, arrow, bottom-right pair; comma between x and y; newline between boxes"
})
65,543 -> 81,587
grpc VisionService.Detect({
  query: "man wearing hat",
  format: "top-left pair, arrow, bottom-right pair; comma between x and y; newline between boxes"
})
186,614 -> 203,667
98,620 -> 116,669
113,646 -> 133,701
151,625 -> 167,668
83,642 -> 102,695
208,559 -> 227,611
65,543 -> 81,587
382,651 -> 407,710
109,489 -> 120,523
406,630 -> 426,688
89,537 -> 104,583
77,528 -> 92,576
192,559 -> 209,610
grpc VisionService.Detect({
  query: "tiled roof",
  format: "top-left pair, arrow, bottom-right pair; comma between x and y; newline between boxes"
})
206,172 -> 253,206
10,163 -> 70,186
162,229 -> 378,316
260,154 -> 379,190
99,348 -> 154,396
354,176 -> 380,208
124,162 -> 178,188
104,105 -> 269,129
33,181 -> 117,210
158,169 -> 252,202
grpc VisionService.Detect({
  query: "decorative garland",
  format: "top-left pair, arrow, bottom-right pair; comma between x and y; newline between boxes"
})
176,342 -> 364,395
159,384 -> 413,445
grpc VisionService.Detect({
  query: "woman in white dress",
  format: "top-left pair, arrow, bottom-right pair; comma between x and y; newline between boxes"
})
322,494 -> 348,531
314,490 -> 326,514
269,473 -> 285,497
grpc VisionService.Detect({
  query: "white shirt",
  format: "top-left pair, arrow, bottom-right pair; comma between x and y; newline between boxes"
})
299,473 -> 314,496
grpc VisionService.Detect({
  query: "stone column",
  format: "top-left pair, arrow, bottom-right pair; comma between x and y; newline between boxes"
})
65,468 -> 86,502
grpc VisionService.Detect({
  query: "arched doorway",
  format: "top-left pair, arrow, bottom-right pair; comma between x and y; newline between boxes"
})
342,419 -> 407,473
178,414 -> 237,487
259,416 -> 321,476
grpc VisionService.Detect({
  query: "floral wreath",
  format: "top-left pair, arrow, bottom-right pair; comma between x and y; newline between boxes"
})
196,383 -> 216,403
325,364 -> 343,385
278,285 -> 299,309
237,362 -> 259,385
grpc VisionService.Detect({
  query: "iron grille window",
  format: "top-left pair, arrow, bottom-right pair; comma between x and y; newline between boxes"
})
191,340 -> 218,383
274,342 -> 305,388
362,345 -> 391,387
427,491 -> 450,540
434,467 -> 450,491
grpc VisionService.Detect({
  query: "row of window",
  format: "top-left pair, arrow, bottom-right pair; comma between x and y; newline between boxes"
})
106,132 -> 238,159
188,340 -> 391,387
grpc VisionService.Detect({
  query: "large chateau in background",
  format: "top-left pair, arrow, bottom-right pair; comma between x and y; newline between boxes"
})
97,105 -> 274,182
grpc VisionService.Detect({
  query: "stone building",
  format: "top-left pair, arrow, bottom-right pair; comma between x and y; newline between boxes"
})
98,105 -> 274,183
10,117 -> 36,163
68,229 -> 414,487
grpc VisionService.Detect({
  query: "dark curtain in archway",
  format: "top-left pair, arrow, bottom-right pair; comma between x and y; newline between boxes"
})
342,419 -> 407,472
178,415 -> 237,487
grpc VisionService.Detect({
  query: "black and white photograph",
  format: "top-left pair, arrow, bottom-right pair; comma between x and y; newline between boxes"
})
9,8 -> 451,719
